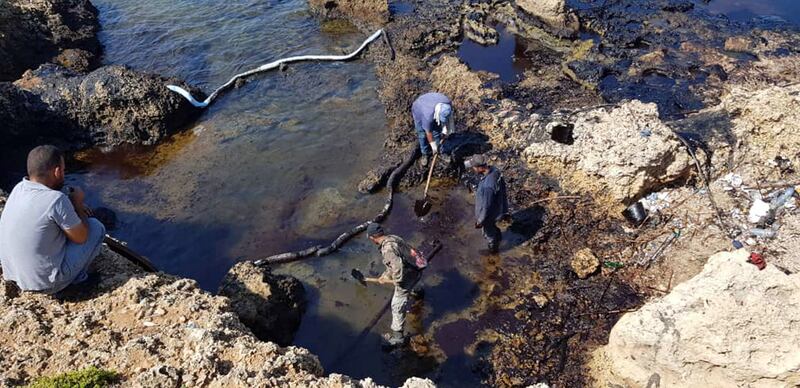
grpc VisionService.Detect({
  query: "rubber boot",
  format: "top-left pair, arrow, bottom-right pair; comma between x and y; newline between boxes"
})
420,155 -> 430,168
382,330 -> 406,348
410,286 -> 425,300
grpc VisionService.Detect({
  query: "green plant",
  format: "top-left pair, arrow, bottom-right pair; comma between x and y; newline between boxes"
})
27,367 -> 118,388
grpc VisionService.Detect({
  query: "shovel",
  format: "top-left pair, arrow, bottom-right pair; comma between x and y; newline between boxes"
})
414,151 -> 440,217
351,269 -> 368,286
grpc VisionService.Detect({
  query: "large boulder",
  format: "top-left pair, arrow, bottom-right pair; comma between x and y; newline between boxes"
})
594,250 -> 800,387
0,0 -> 100,81
523,100 -> 692,204
218,261 -> 306,346
9,64 -> 203,148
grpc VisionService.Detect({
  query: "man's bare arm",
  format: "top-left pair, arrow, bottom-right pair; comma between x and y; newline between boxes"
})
63,186 -> 89,244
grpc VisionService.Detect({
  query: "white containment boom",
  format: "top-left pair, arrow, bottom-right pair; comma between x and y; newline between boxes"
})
167,29 -> 387,108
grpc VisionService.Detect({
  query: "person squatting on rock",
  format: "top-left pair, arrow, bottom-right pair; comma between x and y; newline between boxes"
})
365,223 -> 426,347
465,155 -> 509,254
411,92 -> 455,167
0,145 -> 106,294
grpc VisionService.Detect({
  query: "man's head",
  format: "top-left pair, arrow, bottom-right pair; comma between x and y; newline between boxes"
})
464,154 -> 489,174
27,145 -> 65,189
366,222 -> 386,245
434,103 -> 454,134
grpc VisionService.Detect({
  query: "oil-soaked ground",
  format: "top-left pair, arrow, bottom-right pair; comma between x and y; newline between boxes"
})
51,0 -> 800,386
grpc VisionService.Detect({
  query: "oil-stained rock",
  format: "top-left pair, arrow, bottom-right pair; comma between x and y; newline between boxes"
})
9,64 -> 203,148
0,0 -> 101,81
308,0 -> 389,27
217,261 -> 306,346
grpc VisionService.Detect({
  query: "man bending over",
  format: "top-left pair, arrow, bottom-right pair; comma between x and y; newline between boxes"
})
0,145 -> 105,294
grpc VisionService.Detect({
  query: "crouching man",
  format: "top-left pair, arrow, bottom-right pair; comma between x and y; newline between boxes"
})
365,223 -> 426,347
0,145 -> 105,294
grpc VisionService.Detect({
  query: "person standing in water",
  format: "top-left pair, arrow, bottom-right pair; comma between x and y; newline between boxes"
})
465,154 -> 508,254
364,223 -> 426,347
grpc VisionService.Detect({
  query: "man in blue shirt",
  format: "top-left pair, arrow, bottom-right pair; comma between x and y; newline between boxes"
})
411,92 -> 455,166
0,145 -> 106,294
465,155 -> 508,254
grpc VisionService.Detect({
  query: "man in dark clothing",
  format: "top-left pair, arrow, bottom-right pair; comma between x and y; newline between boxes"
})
365,223 -> 425,347
465,155 -> 508,253
411,92 -> 455,166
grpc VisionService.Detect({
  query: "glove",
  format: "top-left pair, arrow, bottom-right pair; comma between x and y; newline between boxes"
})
430,141 -> 439,155
441,125 -> 450,137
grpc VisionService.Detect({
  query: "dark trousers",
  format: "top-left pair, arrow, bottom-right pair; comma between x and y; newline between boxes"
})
482,221 -> 501,250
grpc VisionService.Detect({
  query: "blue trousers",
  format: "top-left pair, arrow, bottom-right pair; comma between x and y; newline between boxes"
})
49,218 -> 106,294
415,122 -> 442,156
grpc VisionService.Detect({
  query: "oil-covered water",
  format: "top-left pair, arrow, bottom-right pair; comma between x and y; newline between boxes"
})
64,0 -> 521,385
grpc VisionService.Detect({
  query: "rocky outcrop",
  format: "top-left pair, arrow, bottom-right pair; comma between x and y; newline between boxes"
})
594,250 -> 800,387
0,190 -> 435,387
0,0 -> 101,81
523,100 -> 692,205
308,0 -> 389,26
6,64 -> 203,148
218,262 -> 306,347
514,0 -> 579,37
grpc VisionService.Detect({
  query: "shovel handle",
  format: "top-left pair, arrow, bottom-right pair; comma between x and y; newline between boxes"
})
423,138 -> 445,197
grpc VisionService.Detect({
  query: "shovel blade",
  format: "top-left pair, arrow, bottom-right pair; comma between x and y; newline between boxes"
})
414,199 -> 432,217
351,269 -> 367,287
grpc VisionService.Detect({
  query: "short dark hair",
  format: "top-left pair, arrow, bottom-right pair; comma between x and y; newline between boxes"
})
27,145 -> 64,178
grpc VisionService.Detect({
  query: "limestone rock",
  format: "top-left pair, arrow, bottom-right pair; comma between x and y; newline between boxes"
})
596,250 -> 800,387
570,248 -> 599,279
0,0 -> 100,81
514,0 -> 578,37
9,64 -> 203,148
218,261 -> 306,346
523,100 -> 692,204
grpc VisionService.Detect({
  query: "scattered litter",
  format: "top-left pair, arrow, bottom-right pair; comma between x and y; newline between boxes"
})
732,240 -> 744,249
142,321 -> 156,327
721,173 -> 743,190
603,261 -> 625,269
745,238 -> 756,245
750,228 -> 776,239
642,192 -> 671,212
769,187 -> 795,210
639,128 -> 652,137
747,252 -> 766,270
623,202 -> 647,226
748,199 -> 770,224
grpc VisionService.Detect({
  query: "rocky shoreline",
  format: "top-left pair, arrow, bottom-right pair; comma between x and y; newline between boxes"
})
2,0 -> 800,386
311,0 -> 800,385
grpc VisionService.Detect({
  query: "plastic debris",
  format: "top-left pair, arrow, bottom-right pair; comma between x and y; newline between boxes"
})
750,228 -> 776,239
642,192 -> 671,212
748,199 -> 771,224
603,261 -> 625,269
732,240 -> 744,249
721,173 -> 743,190
748,252 -> 766,270
769,187 -> 795,210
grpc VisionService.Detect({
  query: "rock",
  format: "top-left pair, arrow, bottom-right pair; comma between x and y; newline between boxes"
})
10,64 -> 203,148
217,261 -> 306,346
514,0 -> 579,37
0,0 -> 101,81
401,377 -> 436,388
595,250 -> 800,387
571,248 -> 599,279
523,100 -> 692,204
307,0 -> 389,26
